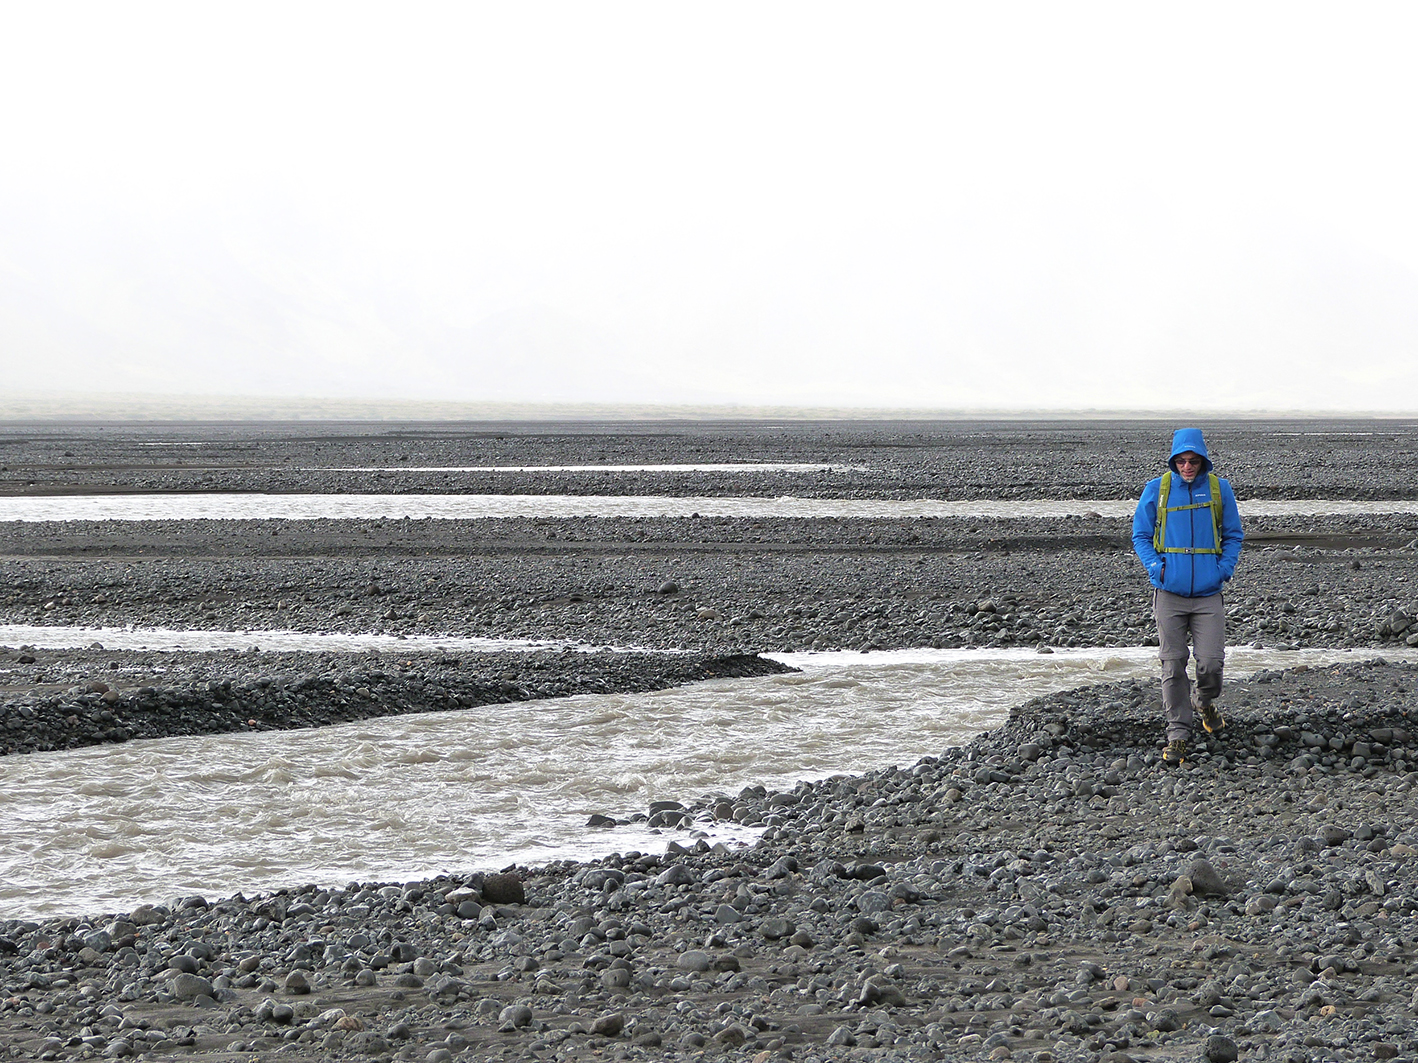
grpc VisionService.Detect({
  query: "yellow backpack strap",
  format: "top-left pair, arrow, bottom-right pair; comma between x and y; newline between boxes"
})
1208,472 -> 1222,548
1154,469 -> 1223,555
1152,471 -> 1171,553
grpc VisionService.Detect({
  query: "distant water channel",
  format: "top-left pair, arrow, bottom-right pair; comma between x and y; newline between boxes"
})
0,624 -> 588,654
1,642 -> 1409,920
5,494 -> 1418,522
318,463 -> 862,473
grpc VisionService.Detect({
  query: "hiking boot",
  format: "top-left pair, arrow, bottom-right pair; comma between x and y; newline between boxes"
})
1197,698 -> 1225,735
1162,739 -> 1186,767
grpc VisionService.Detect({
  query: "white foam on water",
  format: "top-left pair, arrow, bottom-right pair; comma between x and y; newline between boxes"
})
1,641 -> 1411,920
769,644 -> 1418,671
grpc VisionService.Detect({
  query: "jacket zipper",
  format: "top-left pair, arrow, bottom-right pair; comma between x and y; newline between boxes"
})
1187,479 -> 1196,596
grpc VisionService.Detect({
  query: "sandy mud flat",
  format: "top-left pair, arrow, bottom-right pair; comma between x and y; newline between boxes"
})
2,419 -> 1418,1062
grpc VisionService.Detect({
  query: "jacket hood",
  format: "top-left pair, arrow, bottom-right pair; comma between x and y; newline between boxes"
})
1168,427 -> 1212,475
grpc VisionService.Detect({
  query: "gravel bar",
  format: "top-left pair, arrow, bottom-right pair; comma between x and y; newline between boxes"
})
3,660 -> 1418,1062
4,419 -> 1418,1062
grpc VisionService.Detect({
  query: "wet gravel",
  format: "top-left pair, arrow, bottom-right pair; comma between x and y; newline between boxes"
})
4,419 -> 1418,1062
3,512 -> 1418,658
4,661 -> 1418,1063
2,417 -> 1417,500
0,647 -> 789,757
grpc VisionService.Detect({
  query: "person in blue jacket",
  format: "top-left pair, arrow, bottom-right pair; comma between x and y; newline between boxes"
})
1132,428 -> 1244,767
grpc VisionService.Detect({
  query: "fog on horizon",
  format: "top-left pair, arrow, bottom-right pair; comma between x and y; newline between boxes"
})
2,3 -> 1417,415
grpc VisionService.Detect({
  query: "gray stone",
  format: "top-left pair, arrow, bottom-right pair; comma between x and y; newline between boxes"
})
655,864 -> 695,887
590,1012 -> 625,1036
481,873 -> 525,905
826,1025 -> 856,1046
1185,857 -> 1230,896
763,856 -> 797,878
676,950 -> 712,972
170,973 -> 215,1001
498,1004 -> 533,1029
760,917 -> 794,940
857,890 -> 891,913
1252,1009 -> 1285,1032
1204,1033 -> 1239,1062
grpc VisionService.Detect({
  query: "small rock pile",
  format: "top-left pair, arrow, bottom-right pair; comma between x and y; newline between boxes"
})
1376,607 -> 1418,648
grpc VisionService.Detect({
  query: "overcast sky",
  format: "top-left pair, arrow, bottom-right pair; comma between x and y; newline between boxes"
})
3,2 -> 1417,412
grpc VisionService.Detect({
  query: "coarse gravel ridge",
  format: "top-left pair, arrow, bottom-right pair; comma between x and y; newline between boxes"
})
4,417 -> 1418,500
4,516 -> 1417,659
0,646 -> 791,758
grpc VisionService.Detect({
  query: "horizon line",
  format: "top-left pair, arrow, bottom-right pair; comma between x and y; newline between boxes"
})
3,392 -> 1417,424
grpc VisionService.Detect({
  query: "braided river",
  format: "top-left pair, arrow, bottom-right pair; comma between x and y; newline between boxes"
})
2,635 -> 1411,920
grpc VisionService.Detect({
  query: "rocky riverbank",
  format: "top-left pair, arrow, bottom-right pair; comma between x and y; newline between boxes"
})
3,418 -> 1417,501
5,419 -> 1418,1062
3,659 -> 1417,1063
4,513 -> 1418,658
5,420 -> 1418,659
0,646 -> 789,756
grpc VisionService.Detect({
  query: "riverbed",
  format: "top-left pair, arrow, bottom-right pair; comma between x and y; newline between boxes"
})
3,642 -> 1409,920
4,419 -> 1418,1063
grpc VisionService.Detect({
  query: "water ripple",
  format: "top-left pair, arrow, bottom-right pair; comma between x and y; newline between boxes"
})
0,644 -> 1410,920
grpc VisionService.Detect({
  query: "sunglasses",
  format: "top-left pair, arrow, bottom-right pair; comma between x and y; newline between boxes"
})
1175,456 -> 1204,467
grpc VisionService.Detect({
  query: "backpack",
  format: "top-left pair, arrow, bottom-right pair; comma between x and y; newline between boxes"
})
1153,471 -> 1222,555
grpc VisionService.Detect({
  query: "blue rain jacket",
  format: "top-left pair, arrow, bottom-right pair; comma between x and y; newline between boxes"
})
1132,428 -> 1244,597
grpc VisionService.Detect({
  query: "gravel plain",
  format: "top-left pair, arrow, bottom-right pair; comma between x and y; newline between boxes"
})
2,418 -> 1418,1063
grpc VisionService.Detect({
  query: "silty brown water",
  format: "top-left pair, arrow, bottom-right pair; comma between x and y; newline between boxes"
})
2,643 -> 1407,920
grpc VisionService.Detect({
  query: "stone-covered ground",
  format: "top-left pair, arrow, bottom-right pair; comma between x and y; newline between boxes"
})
3,419 -> 1418,662
0,647 -> 790,757
3,661 -> 1418,1063
2,512 -> 1417,659
1,418 -> 1415,500
3,419 -> 1418,1062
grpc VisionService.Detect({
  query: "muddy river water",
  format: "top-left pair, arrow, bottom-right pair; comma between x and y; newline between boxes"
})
2,640 -> 1409,920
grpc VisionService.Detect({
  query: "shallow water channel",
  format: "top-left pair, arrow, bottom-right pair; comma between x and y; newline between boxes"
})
2,643 -> 1408,921
317,463 -> 860,473
0,624 -> 583,655
5,494 -> 1418,522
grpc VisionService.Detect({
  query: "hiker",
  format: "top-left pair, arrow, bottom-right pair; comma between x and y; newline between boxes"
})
1132,428 -> 1244,766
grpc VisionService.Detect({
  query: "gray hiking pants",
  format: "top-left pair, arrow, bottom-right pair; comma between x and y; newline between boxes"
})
1153,589 -> 1226,742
